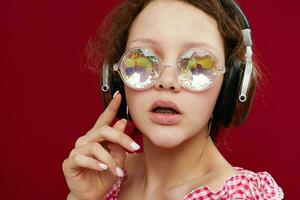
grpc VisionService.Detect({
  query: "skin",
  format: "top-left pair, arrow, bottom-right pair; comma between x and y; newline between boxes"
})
62,1 -> 237,200
122,0 -> 237,199
125,0 -> 224,149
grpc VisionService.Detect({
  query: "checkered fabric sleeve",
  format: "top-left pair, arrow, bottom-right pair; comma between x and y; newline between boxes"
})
103,172 -> 126,200
104,167 -> 284,200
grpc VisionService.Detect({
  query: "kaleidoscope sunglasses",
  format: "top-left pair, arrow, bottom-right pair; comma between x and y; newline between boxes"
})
113,47 -> 226,92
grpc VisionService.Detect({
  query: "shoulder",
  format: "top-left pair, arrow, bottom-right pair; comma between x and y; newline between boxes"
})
185,167 -> 284,200
235,168 -> 284,199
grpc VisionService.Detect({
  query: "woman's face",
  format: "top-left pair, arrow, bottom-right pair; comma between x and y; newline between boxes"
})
124,0 -> 225,148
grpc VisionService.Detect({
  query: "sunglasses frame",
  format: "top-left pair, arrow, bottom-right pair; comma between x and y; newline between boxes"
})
113,47 -> 226,92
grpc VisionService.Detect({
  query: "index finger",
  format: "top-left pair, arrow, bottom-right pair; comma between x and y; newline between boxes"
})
94,91 -> 121,129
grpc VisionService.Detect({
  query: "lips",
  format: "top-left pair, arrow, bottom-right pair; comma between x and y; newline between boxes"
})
149,100 -> 183,125
150,100 -> 181,114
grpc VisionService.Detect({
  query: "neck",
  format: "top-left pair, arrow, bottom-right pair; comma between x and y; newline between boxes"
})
138,129 -> 220,195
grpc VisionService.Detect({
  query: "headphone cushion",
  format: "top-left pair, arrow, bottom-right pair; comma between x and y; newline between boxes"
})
111,75 -> 128,119
213,59 -> 244,127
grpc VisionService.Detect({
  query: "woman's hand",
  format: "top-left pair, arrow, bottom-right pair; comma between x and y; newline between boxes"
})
62,91 -> 140,200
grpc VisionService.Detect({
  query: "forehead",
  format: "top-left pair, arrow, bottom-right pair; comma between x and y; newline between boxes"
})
127,0 -> 224,59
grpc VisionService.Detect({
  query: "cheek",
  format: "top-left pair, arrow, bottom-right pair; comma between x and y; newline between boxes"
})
185,79 -> 223,123
124,86 -> 145,117
184,96 -> 215,125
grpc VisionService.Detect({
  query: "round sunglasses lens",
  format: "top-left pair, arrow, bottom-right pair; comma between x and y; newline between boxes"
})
178,49 -> 218,91
120,48 -> 159,89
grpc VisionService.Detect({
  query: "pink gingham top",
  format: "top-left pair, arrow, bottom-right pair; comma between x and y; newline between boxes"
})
104,167 -> 284,200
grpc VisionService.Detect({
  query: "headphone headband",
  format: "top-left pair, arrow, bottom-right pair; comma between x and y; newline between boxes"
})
100,0 -> 256,130
228,0 -> 250,29
220,0 -> 253,103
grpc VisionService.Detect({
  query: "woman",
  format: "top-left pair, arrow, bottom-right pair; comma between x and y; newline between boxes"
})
62,0 -> 284,199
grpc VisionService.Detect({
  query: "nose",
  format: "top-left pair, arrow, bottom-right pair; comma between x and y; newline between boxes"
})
154,64 -> 182,92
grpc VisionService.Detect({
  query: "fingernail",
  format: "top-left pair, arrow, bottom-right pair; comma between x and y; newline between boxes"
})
118,119 -> 127,130
130,141 -> 140,151
113,91 -> 119,98
97,163 -> 108,170
116,167 -> 124,177
120,119 -> 127,124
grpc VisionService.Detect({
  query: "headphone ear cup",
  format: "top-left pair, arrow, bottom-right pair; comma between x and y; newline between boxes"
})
231,67 -> 257,126
111,73 -> 128,119
213,59 -> 244,127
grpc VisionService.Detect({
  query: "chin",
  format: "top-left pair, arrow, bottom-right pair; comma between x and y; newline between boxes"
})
149,137 -> 184,149
143,127 -> 188,148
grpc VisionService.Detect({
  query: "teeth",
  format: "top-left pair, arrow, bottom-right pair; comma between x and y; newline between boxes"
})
153,108 -> 177,114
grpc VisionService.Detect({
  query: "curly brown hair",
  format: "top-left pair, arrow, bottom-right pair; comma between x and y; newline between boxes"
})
85,0 -> 260,141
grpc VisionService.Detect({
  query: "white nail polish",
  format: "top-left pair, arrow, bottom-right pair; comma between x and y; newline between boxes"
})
97,163 -> 108,170
113,91 -> 119,98
116,167 -> 124,177
130,142 -> 140,151
120,119 -> 127,124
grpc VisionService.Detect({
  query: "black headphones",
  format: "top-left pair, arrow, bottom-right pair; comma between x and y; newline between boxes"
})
213,0 -> 254,129
101,0 -> 255,130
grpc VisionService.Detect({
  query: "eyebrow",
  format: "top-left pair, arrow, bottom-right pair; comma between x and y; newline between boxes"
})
128,38 -> 159,46
183,41 -> 219,54
127,37 -> 219,54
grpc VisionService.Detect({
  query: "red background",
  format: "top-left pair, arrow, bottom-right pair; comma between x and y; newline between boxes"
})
1,0 -> 299,199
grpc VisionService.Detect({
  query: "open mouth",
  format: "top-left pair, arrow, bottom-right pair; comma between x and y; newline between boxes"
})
152,107 -> 179,114
150,100 -> 181,114
149,100 -> 183,125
